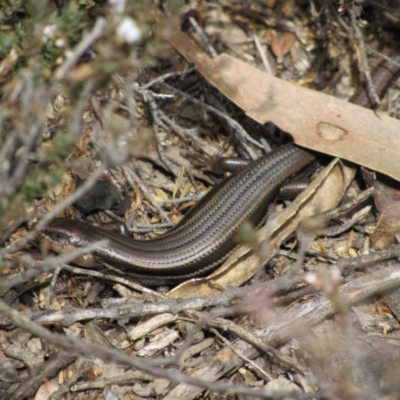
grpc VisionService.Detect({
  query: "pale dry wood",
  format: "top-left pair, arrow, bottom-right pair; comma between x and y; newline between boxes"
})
126,313 -> 178,342
165,264 -> 400,399
168,30 -> 400,181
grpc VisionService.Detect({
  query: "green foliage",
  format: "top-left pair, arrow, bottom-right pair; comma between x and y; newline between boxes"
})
0,0 -> 24,24
45,133 -> 75,164
0,164 -> 64,227
40,39 -> 59,68
0,31 -> 16,59
19,168 -> 63,201
39,2 -> 86,67
0,0 -> 181,231
0,18 -> 24,59
49,1 -> 85,44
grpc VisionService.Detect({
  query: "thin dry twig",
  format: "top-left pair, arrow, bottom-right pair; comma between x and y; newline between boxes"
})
162,82 -> 263,156
3,164 -> 107,256
350,9 -> 380,107
121,165 -> 174,226
338,243 -> 400,276
0,239 -> 108,290
210,327 -> 274,381
55,18 -> 106,81
188,16 -> 218,58
0,299 -> 324,400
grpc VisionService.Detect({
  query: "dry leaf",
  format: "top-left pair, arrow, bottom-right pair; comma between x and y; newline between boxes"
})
168,159 -> 354,298
0,48 -> 19,83
167,29 -> 400,181
173,166 -> 185,199
270,32 -> 296,62
34,379 -> 60,400
180,182 -> 192,199
153,188 -> 169,203
370,179 -> 400,215
266,0 -> 278,7
371,203 -> 400,250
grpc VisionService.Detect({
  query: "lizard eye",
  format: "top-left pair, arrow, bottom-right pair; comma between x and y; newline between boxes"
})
48,231 -> 68,241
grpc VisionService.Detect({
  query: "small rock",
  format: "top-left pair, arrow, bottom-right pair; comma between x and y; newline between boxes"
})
75,180 -> 120,213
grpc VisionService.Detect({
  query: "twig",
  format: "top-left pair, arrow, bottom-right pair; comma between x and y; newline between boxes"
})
350,9 -> 380,107
0,299 -> 323,399
121,165 -> 174,226
338,243 -> 400,276
142,90 -> 175,174
45,266 -> 62,309
161,83 -> 264,154
140,67 -> 196,90
2,163 -> 106,256
188,16 -> 218,58
0,239 -> 108,290
253,34 -> 273,74
365,47 -> 400,69
364,0 -> 400,19
210,327 -> 274,381
62,265 -> 165,297
55,18 -> 106,81
10,351 -> 76,400
208,318 -> 308,375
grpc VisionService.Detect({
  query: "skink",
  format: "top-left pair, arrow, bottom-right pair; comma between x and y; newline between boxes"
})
39,57 -> 400,286
40,144 -> 314,286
